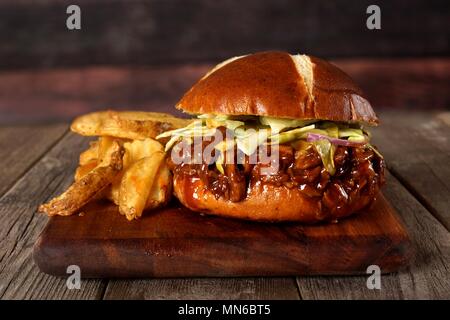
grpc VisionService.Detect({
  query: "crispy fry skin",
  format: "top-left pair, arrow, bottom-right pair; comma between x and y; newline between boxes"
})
118,139 -> 167,220
41,111 -> 177,219
107,138 -> 166,206
39,141 -> 124,216
73,137 -> 173,220
77,137 -> 127,181
106,155 -> 172,209
119,152 -> 165,220
79,140 -> 98,165
74,160 -> 97,181
145,161 -> 172,209
71,110 -> 192,140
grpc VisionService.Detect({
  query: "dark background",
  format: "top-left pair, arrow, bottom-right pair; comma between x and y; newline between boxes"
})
0,0 -> 449,123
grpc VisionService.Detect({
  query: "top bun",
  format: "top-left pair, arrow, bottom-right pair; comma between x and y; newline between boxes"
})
176,51 -> 378,125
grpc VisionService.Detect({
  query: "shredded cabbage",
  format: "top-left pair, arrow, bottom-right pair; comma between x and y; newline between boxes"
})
312,139 -> 336,176
260,116 -> 316,134
268,124 -> 317,144
235,128 -> 271,155
164,135 -> 181,152
367,143 -> 384,158
156,113 -> 379,175
323,123 -> 339,138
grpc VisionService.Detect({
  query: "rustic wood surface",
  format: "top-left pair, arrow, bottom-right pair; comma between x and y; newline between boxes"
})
372,111 -> 450,231
1,59 -> 448,124
104,278 -> 301,300
0,110 -> 449,299
0,124 -> 67,196
0,132 -> 105,299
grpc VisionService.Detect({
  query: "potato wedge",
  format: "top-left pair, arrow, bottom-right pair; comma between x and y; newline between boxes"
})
79,140 -> 98,166
119,152 -> 165,220
97,136 -> 115,164
145,161 -> 172,209
123,137 -> 164,165
74,160 -> 98,181
39,141 -> 124,216
106,138 -> 165,207
107,161 -> 172,209
71,110 -> 192,140
107,178 -> 121,206
76,137 -> 117,181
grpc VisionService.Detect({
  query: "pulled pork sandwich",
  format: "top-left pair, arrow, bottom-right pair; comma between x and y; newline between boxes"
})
157,51 -> 385,223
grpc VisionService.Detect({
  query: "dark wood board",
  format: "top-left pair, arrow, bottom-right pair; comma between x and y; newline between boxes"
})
33,194 -> 412,278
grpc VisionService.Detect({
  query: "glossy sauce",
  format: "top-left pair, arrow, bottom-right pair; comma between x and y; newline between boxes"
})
168,140 -> 386,216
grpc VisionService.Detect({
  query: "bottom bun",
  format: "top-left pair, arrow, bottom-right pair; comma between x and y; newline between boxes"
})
173,175 -> 376,223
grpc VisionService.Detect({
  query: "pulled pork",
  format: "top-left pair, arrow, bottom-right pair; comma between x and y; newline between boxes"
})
167,140 -> 385,212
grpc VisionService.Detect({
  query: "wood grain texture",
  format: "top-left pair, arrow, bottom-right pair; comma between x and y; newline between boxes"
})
0,131 -> 105,299
103,278 -> 300,300
1,59 -> 448,124
0,124 -> 67,196
1,0 -> 448,69
296,172 -> 450,299
372,111 -> 450,230
33,193 -> 412,278
2,112 -> 450,299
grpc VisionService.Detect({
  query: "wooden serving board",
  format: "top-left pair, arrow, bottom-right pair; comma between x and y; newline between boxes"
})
33,194 -> 413,278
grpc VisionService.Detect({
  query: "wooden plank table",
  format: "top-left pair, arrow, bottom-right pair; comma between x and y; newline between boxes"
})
0,110 -> 449,300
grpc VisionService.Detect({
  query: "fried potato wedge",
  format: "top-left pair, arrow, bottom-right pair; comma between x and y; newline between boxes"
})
79,140 -> 98,166
122,137 -> 164,165
39,141 -> 124,216
106,138 -> 166,207
97,136 -> 116,164
146,161 -> 172,209
107,161 -> 172,209
74,160 -> 98,181
71,110 -> 192,140
78,136 -> 127,172
107,179 -> 121,206
119,152 -> 165,220
76,137 -> 115,181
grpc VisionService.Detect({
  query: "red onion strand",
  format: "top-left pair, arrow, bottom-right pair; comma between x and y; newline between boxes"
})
306,133 -> 367,147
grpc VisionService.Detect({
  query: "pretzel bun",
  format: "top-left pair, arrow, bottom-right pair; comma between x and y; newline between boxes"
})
176,51 -> 378,125
171,51 -> 384,223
